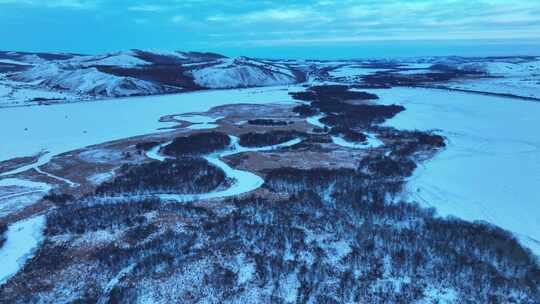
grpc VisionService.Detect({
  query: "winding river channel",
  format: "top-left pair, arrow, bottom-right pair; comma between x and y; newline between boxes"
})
146,135 -> 302,202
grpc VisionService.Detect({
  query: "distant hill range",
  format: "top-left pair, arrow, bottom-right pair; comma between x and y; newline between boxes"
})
0,50 -> 538,106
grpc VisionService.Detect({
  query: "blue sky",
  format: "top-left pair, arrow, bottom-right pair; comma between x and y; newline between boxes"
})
1,0 -> 539,59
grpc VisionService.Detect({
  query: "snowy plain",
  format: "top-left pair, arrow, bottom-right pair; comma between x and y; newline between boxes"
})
0,178 -> 51,217
376,87 -> 540,254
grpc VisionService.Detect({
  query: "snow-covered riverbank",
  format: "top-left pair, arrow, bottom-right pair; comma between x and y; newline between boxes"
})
377,87 -> 540,254
0,215 -> 46,285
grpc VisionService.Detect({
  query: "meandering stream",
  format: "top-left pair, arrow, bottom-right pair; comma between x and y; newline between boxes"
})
306,113 -> 384,149
148,135 -> 301,202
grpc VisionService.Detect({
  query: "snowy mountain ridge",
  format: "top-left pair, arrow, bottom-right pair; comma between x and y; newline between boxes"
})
1,50 -> 539,107
0,50 -> 306,106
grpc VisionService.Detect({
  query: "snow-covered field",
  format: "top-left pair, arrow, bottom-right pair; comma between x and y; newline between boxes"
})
328,66 -> 389,78
437,58 -> 540,99
0,178 -> 51,218
445,77 -> 540,99
377,87 -> 540,254
0,85 -> 299,163
0,215 -> 46,285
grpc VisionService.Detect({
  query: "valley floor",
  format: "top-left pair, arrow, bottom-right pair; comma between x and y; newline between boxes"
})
0,81 -> 539,302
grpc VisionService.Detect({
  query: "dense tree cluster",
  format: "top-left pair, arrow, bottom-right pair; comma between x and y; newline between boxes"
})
329,126 -> 367,142
95,65 -> 200,90
0,222 -> 7,249
5,157 -> 539,303
358,155 -> 417,178
45,198 -> 212,236
95,158 -> 227,196
162,132 -> 231,156
360,69 -> 485,87
239,130 -> 303,148
319,104 -> 405,129
290,85 -> 405,137
247,119 -> 290,126
290,85 -> 379,102
43,192 -> 75,204
135,141 -> 160,152
292,104 -> 318,117
377,128 -> 447,157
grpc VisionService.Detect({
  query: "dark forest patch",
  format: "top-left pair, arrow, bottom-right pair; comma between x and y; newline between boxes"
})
238,130 -> 303,148
95,65 -> 200,89
162,132 -> 230,157
247,119 -> 290,126
95,158 -> 227,196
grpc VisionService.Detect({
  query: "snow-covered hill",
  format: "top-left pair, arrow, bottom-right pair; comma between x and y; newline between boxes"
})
1,51 -> 539,107
191,57 -> 298,89
0,50 -> 305,106
13,64 -> 167,97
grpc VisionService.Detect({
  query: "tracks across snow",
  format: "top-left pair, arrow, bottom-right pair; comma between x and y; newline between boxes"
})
0,152 -> 79,188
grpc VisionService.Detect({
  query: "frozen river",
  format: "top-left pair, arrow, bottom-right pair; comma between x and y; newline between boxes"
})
0,86 -> 298,163
377,87 -> 540,254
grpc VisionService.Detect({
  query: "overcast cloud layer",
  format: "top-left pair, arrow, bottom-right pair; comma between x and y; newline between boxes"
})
1,0 -> 539,58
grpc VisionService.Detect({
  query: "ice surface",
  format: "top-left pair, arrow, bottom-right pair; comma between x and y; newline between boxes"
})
331,133 -> 384,149
145,141 -> 172,162
306,114 -> 326,129
178,115 -> 221,130
0,85 -> 299,163
376,87 -> 540,254
0,215 -> 46,285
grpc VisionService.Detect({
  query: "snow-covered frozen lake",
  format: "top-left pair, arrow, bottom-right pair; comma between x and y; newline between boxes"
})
0,86 -> 298,163
377,87 -> 540,254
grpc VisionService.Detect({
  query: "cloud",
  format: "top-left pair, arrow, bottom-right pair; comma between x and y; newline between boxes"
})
128,4 -> 166,12
1,0 -> 539,54
208,7 -> 332,24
